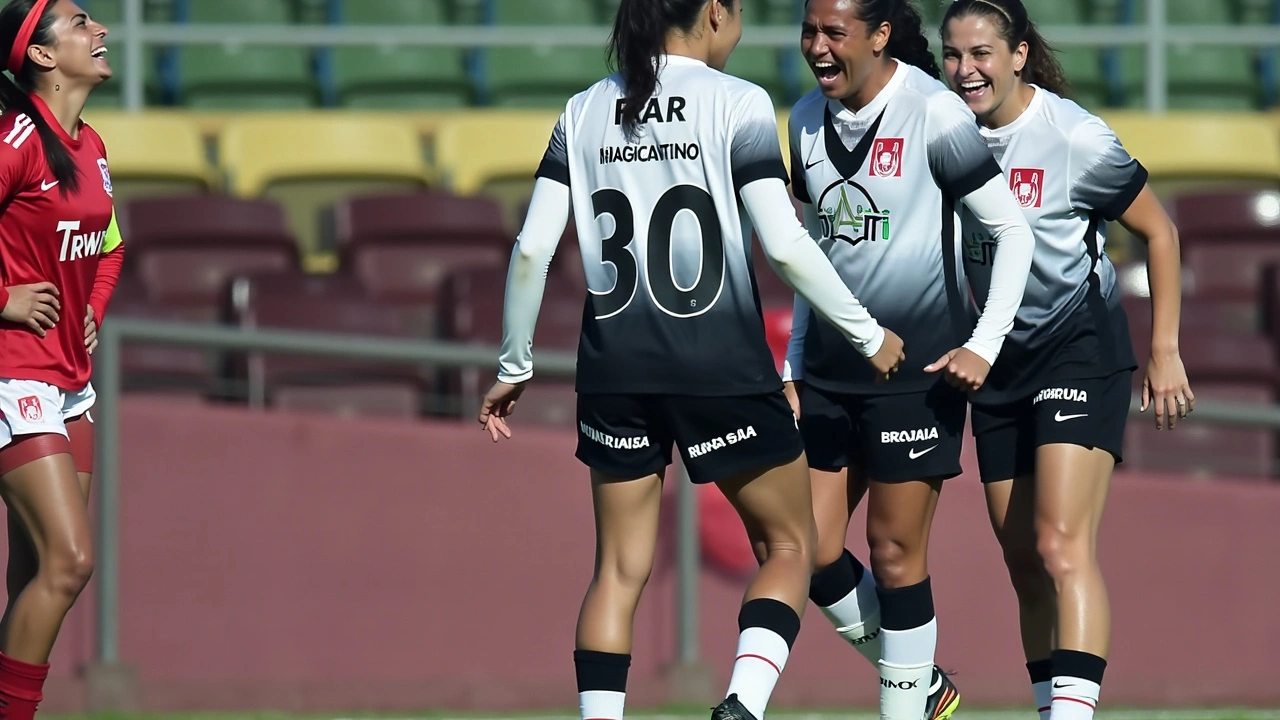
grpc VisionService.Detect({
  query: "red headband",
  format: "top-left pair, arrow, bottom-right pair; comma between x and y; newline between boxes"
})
6,0 -> 51,76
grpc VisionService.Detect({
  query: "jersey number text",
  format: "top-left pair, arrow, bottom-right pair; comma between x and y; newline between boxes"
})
590,185 -> 724,319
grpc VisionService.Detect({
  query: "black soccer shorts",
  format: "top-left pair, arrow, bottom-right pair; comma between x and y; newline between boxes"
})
797,381 -> 968,482
971,369 -> 1133,483
574,391 -> 805,485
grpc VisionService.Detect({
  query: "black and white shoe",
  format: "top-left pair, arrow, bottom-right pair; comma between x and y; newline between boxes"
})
711,693 -> 759,720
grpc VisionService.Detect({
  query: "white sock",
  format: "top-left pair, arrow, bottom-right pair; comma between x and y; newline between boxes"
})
818,564 -> 882,665
877,660 -> 933,720
1050,677 -> 1101,720
579,690 -> 625,720
1033,681 -> 1052,720
879,617 -> 937,720
726,626 -> 791,719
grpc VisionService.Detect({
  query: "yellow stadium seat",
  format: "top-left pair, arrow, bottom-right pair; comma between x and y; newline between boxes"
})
82,111 -> 216,189
1100,112 -> 1280,181
218,113 -> 435,196
433,110 -> 562,195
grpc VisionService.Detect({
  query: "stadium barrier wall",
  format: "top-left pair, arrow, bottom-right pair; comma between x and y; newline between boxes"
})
26,397 -> 1280,714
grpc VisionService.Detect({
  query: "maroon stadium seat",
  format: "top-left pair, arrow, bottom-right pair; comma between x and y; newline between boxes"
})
1183,243 -> 1280,307
120,196 -> 299,306
333,191 -> 514,337
439,266 -> 581,424
224,270 -> 428,417
1124,382 -> 1275,479
105,274 -> 221,397
1170,190 -> 1280,245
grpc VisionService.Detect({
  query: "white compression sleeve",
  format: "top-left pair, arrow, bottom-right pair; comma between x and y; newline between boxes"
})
496,177 -> 572,384
741,178 -> 884,359
780,202 -> 824,382
959,174 -> 1035,365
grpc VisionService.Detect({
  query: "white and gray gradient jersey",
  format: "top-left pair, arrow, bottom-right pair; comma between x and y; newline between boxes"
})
532,55 -> 791,395
788,62 -> 1004,394
962,88 -> 1143,400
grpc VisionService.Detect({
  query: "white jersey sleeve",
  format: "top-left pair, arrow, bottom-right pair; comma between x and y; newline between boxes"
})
1068,118 -> 1148,221
780,202 -> 824,382
733,88 -> 885,364
927,94 -> 1034,365
496,116 -> 571,384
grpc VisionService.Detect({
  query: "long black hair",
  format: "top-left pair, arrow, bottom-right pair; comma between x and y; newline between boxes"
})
0,0 -> 80,194
942,0 -> 1070,96
849,0 -> 940,79
608,0 -> 735,139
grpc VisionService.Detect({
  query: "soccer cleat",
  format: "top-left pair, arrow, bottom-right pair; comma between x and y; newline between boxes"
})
923,665 -> 961,720
711,693 -> 759,720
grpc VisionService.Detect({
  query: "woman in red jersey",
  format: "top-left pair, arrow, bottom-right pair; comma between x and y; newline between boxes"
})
0,0 -> 121,716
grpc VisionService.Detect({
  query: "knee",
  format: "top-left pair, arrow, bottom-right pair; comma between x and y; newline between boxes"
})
866,528 -> 921,588
999,536 -> 1048,599
594,549 -> 654,595
761,518 -> 816,570
1034,519 -> 1092,582
40,542 -> 94,602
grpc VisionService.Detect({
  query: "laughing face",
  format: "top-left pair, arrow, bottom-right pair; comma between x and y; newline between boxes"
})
34,0 -> 111,85
801,0 -> 890,103
941,13 -> 1025,123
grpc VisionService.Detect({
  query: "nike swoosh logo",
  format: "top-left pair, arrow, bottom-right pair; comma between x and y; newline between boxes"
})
908,445 -> 938,460
1053,681 -> 1075,689
1054,411 -> 1088,422
40,180 -> 58,191
805,159 -> 823,169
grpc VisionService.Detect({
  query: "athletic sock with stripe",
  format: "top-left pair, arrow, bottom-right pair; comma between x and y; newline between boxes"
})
1049,650 -> 1106,720
725,598 -> 802,719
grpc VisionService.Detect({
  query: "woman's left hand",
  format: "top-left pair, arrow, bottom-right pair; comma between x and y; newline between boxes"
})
1142,349 -> 1194,430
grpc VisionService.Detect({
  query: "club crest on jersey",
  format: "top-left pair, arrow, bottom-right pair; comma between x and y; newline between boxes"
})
817,180 -> 891,248
17,396 -> 41,422
869,138 -> 904,178
1010,168 -> 1043,208
96,158 -> 112,196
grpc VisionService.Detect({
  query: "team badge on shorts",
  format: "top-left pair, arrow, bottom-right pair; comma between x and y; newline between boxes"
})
1009,168 -> 1043,208
96,158 -> 113,196
870,138 -> 904,178
17,396 -> 41,422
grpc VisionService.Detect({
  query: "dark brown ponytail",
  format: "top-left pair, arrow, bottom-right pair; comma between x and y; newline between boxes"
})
942,0 -> 1070,96
607,0 -> 734,139
0,0 -> 81,195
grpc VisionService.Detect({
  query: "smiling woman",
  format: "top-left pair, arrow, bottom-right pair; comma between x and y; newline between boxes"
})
781,3 -> 1037,720
0,0 -> 124,717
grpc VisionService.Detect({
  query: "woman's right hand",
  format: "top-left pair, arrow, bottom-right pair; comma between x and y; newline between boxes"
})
783,380 -> 802,419
2,282 -> 60,337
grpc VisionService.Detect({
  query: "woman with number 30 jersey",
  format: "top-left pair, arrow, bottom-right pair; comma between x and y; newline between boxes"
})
940,2 -> 1193,720
479,2 -> 901,720
0,0 -> 124,717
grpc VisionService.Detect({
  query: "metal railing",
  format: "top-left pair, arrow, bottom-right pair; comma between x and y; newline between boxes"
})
90,317 -> 1280,676
109,0 -> 1280,113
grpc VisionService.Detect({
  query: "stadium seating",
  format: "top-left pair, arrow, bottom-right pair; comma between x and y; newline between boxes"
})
107,274 -> 224,397
223,270 -> 430,417
1101,112 -> 1280,181
433,110 -> 560,195
439,265 -> 580,424
119,195 -> 300,307
217,114 -> 435,257
1124,382 -> 1277,478
177,0 -> 319,109
329,0 -> 473,109
84,111 -> 218,199
483,0 -> 610,108
333,190 -> 513,337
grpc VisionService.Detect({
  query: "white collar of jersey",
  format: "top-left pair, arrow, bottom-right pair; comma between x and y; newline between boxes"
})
979,83 -> 1046,139
657,54 -> 708,69
826,58 -> 908,125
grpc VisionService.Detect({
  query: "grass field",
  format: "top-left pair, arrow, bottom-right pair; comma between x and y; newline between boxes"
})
41,709 -> 1280,720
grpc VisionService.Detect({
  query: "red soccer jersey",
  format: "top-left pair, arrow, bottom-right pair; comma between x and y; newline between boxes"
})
0,94 -> 115,391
